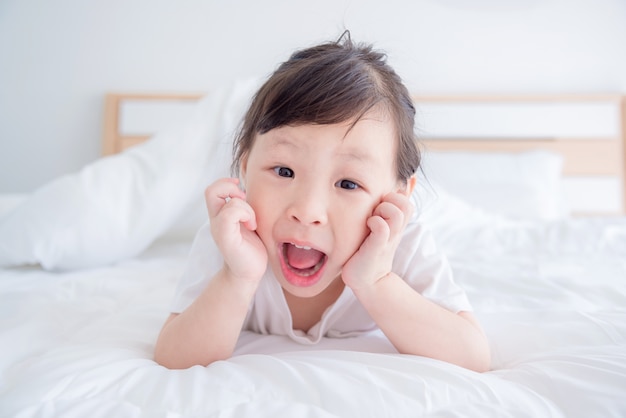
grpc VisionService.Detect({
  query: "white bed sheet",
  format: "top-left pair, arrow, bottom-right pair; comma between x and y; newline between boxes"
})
1,200 -> 626,417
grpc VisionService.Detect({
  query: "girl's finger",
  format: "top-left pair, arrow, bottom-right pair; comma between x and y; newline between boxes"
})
205,178 -> 246,218
382,192 -> 414,222
373,201 -> 405,238
224,196 -> 257,231
211,198 -> 257,250
366,215 -> 390,246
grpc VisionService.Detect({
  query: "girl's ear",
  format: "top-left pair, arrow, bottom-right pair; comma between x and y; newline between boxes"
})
397,175 -> 417,197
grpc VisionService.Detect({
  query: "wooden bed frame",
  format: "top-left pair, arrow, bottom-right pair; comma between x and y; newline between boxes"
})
103,93 -> 204,155
103,93 -> 626,215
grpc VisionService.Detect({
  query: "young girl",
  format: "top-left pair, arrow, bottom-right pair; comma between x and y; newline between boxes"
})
154,34 -> 491,372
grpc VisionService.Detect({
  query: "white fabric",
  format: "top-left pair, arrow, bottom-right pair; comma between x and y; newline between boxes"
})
420,150 -> 566,220
1,194 -> 626,417
170,215 -> 472,343
0,79 -> 261,271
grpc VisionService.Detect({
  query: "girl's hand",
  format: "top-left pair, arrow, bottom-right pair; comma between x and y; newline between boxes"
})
205,178 -> 267,284
341,192 -> 413,293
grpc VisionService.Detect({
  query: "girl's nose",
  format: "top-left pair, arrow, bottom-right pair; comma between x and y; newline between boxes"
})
287,188 -> 328,226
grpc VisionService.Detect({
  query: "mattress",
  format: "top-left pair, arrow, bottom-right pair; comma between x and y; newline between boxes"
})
1,194 -> 625,417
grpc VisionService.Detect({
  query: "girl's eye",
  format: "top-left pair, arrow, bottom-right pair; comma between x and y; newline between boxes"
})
337,179 -> 359,190
274,166 -> 294,178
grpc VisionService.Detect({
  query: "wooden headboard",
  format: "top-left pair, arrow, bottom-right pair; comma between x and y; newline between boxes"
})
103,93 -> 626,215
103,93 -> 204,155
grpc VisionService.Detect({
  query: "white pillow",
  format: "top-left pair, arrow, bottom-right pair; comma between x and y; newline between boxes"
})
419,150 -> 566,220
0,78 -> 261,271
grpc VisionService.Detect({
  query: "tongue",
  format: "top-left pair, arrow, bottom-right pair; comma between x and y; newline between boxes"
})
286,245 -> 324,270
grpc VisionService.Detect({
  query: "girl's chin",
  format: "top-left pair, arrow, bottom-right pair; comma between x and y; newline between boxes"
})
280,276 -> 342,299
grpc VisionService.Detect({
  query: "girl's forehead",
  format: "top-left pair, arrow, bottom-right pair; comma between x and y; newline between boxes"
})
240,106 -> 398,174
251,115 -> 397,162
258,105 -> 395,143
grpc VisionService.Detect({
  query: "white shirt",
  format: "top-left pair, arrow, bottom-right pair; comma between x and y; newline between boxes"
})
170,217 -> 472,345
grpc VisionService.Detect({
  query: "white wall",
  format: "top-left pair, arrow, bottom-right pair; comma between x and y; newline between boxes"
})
1,0 -> 625,193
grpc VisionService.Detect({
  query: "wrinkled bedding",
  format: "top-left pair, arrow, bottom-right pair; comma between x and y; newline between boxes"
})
1,197 -> 626,417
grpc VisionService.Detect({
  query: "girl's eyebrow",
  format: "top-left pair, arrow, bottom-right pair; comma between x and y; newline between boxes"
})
337,149 -> 376,164
264,131 -> 377,164
265,134 -> 300,152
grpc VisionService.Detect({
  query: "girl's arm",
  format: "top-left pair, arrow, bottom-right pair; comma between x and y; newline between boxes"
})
351,274 -> 491,372
154,178 -> 267,369
342,192 -> 491,372
154,267 -> 259,369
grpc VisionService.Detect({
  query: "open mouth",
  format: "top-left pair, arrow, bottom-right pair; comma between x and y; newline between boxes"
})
279,242 -> 328,286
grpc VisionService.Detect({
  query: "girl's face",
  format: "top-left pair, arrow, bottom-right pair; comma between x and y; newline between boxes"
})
241,110 -> 406,298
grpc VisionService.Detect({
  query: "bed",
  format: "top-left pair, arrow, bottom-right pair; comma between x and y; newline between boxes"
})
1,80 -> 625,417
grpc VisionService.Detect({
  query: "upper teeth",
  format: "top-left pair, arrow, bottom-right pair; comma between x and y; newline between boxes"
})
293,244 -> 312,250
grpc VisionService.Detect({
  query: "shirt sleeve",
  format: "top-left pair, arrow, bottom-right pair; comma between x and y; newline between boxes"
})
392,217 -> 473,314
169,221 -> 224,313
